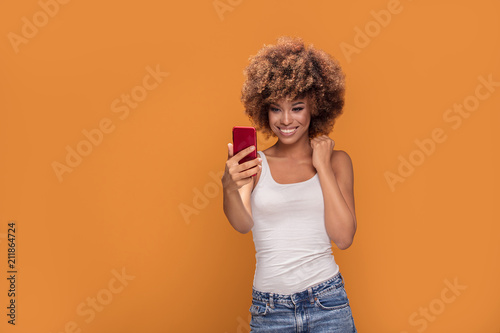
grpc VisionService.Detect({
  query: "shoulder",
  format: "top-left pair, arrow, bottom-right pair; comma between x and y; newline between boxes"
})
331,150 -> 354,178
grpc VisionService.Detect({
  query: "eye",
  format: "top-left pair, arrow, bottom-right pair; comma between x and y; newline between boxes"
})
292,107 -> 304,112
270,107 -> 280,112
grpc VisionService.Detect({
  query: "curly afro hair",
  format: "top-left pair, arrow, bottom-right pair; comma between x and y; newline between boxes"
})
240,36 -> 346,140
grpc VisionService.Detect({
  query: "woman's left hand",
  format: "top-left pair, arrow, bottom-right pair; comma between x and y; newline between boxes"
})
310,135 -> 335,171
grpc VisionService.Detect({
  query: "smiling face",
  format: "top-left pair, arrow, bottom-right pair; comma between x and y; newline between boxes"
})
268,96 -> 311,143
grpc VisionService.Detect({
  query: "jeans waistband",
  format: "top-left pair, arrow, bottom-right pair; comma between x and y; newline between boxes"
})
251,272 -> 344,306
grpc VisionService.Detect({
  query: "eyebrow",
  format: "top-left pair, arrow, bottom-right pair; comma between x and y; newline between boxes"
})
270,101 -> 305,107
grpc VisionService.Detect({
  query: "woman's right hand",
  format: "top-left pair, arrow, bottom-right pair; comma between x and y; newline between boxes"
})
221,144 -> 262,193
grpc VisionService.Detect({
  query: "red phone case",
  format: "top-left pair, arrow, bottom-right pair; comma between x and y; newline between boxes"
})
232,126 -> 257,175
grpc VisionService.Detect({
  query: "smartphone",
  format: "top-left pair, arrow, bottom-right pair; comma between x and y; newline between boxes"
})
232,126 -> 257,175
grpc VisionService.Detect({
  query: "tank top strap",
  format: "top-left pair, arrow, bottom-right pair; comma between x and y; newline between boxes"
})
256,151 -> 269,185
257,151 -> 268,167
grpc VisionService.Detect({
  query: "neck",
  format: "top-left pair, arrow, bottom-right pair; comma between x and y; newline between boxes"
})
273,135 -> 313,159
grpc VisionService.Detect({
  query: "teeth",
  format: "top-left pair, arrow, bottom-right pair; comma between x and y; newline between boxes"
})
280,127 -> 297,133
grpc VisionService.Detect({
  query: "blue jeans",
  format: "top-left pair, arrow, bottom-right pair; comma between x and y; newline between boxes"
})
249,272 -> 357,332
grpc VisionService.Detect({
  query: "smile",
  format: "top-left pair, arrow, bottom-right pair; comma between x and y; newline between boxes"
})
278,127 -> 298,135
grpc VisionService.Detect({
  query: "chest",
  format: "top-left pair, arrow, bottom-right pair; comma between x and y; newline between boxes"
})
250,165 -> 325,223
267,159 -> 317,184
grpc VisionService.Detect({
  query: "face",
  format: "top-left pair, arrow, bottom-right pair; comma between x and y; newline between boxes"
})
268,96 -> 311,143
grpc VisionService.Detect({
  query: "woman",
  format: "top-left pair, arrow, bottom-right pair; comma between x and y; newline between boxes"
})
222,36 -> 357,332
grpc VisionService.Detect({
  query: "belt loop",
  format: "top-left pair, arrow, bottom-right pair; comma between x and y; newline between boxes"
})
308,287 -> 314,304
269,293 -> 275,309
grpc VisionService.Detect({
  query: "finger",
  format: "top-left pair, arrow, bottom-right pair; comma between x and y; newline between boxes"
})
227,143 -> 233,159
239,156 -> 262,170
241,164 -> 260,178
230,163 -> 259,184
233,145 -> 256,163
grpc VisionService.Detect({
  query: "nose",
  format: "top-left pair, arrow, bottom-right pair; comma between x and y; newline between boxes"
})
280,110 -> 292,125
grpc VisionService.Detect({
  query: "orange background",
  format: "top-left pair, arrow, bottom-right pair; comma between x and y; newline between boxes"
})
1,0 -> 499,332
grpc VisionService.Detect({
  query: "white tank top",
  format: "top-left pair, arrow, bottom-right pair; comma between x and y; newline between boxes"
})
250,150 -> 339,294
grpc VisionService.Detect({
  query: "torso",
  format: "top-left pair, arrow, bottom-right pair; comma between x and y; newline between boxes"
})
252,147 -> 341,191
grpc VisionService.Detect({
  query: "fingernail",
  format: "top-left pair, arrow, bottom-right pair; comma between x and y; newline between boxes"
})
250,146 -> 255,150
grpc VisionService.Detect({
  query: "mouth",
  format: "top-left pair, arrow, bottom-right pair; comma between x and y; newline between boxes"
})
278,126 -> 299,136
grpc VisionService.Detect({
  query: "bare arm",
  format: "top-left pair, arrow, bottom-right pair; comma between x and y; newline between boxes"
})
221,144 -> 262,234
316,150 -> 357,250
223,180 -> 254,234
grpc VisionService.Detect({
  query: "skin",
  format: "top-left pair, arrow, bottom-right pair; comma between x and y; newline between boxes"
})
222,96 -> 357,250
